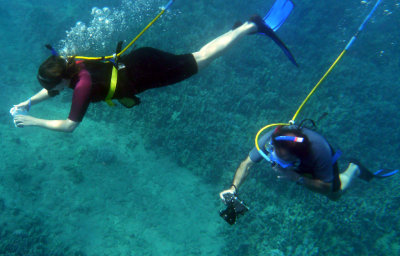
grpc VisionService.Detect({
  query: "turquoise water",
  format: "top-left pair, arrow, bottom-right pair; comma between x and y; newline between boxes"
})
1,0 -> 399,255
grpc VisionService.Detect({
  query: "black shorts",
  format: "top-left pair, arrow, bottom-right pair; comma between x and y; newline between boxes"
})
121,47 -> 198,94
330,145 -> 341,193
332,161 -> 341,192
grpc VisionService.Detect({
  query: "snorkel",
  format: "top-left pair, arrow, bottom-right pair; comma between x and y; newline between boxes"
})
45,44 -> 59,57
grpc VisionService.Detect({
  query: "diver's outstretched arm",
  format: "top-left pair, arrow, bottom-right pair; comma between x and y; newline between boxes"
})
14,89 -> 51,110
13,116 -> 79,133
219,156 -> 255,200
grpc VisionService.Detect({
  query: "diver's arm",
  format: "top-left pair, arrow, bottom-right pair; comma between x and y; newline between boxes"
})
232,156 -> 255,189
277,168 -> 332,195
220,156 -> 255,199
13,115 -> 79,133
30,89 -> 53,104
300,177 -> 332,195
14,89 -> 52,109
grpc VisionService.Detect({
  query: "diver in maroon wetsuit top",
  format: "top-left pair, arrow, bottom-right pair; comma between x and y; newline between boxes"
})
13,15 -> 297,132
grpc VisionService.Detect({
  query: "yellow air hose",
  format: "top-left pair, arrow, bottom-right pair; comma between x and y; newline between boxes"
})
255,0 -> 382,151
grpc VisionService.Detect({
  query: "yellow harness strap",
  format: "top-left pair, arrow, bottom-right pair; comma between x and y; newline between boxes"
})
105,66 -> 118,106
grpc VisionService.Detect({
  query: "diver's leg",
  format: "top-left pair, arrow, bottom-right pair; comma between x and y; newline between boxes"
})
339,163 -> 360,191
192,22 -> 257,71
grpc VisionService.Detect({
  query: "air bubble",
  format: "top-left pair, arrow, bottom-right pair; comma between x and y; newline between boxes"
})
103,7 -> 110,16
95,9 -> 103,16
91,7 -> 98,15
384,9 -> 392,15
58,0 -> 167,56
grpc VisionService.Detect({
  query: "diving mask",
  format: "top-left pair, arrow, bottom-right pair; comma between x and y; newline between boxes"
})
265,142 -> 295,168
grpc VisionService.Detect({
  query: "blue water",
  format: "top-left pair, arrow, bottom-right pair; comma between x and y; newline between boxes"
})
1,0 -> 399,255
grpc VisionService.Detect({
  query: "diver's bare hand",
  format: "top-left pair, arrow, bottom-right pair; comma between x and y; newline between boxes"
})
276,168 -> 301,182
14,100 -> 31,111
13,115 -> 37,128
219,186 -> 236,202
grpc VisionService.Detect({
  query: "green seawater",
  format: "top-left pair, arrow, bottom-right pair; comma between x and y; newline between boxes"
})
0,0 -> 399,255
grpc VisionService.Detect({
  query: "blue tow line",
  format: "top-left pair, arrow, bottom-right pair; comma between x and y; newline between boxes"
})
345,0 -> 382,50
163,0 -> 174,10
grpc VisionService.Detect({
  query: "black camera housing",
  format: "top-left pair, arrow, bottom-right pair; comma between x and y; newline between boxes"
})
219,193 -> 249,225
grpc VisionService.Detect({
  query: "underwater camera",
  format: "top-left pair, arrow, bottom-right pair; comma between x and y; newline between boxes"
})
219,193 -> 249,225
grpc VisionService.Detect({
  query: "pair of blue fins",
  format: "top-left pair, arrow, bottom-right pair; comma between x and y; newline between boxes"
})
257,0 -> 398,180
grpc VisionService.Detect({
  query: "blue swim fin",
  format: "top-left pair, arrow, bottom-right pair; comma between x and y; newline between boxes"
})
264,0 -> 297,66
373,169 -> 399,178
263,0 -> 294,32
264,27 -> 298,67
350,159 -> 398,182
250,15 -> 298,67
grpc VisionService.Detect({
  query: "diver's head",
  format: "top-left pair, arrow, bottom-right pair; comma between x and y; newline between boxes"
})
37,55 -> 79,94
271,126 -> 311,161
37,55 -> 66,90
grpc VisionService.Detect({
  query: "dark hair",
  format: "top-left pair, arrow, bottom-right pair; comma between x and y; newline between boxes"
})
37,55 -> 80,90
271,126 -> 311,159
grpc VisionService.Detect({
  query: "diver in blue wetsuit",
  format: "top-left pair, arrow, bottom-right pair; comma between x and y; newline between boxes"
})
219,125 -> 398,202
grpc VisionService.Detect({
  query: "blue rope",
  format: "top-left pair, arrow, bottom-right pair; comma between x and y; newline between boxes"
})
163,0 -> 174,10
345,0 -> 382,50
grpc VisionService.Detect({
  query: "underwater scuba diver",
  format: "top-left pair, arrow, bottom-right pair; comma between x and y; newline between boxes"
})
11,11 -> 298,132
219,124 -> 398,206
